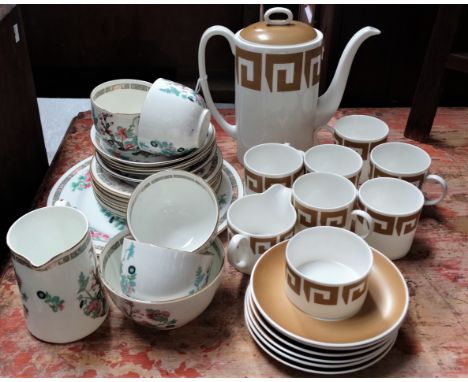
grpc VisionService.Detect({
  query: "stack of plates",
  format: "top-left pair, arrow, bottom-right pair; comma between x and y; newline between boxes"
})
246,241 -> 409,374
90,123 -> 224,216
90,124 -> 221,184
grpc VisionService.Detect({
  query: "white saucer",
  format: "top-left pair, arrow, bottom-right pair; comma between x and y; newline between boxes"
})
47,157 -> 243,252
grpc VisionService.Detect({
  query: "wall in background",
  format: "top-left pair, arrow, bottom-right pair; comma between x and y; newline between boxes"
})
21,4 -> 467,107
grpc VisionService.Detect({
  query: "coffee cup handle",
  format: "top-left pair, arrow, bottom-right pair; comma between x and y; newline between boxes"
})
423,174 -> 448,206
313,125 -> 334,145
350,210 -> 374,239
227,234 -> 254,275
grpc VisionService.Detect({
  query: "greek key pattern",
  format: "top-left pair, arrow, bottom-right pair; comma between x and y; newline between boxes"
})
245,167 -> 303,193
228,226 -> 294,256
236,45 -> 323,92
356,199 -> 421,236
369,162 -> 426,189
294,200 -> 348,228
334,133 -> 387,161
286,264 -> 368,306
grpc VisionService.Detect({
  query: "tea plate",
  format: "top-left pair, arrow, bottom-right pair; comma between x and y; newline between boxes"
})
245,287 -> 396,365
251,241 -> 409,349
47,157 -> 243,252
247,287 -> 393,358
244,309 -> 396,375
91,124 -> 215,167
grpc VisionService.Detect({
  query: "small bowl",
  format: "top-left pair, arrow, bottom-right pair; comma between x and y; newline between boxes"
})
98,231 -> 225,330
120,237 -> 214,301
91,79 -> 151,152
127,170 -> 219,252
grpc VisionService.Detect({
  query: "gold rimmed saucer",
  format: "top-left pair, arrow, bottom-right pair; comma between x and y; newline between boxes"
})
251,241 -> 409,348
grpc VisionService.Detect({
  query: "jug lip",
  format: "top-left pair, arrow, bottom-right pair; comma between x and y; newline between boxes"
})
236,28 -> 323,52
227,193 -> 297,238
6,205 -> 90,271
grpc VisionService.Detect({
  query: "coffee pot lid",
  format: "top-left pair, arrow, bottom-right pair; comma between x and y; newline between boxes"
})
240,7 -> 317,46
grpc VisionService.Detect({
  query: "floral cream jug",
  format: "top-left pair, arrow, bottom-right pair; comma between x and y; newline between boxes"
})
6,203 -> 108,343
198,7 -> 380,163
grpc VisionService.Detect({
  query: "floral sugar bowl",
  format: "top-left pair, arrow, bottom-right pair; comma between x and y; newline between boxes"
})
6,205 -> 108,343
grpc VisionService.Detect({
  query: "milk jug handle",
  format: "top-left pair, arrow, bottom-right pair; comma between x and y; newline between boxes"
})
198,26 -> 238,139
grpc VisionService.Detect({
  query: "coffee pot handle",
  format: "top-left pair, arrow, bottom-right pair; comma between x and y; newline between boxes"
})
198,26 -> 238,139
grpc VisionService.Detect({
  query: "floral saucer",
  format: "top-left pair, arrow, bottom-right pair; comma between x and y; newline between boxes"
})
47,157 -> 243,252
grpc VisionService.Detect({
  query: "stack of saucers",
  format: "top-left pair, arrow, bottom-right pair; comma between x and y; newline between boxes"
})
91,124 -> 223,185
245,241 -> 409,374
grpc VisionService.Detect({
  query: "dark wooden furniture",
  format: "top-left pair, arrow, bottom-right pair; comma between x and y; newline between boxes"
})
0,6 -> 48,269
404,5 -> 467,141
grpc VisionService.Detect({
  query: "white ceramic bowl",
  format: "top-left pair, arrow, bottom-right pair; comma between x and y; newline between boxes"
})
120,237 -> 214,301
98,231 -> 225,330
127,170 -> 219,252
91,79 -> 151,152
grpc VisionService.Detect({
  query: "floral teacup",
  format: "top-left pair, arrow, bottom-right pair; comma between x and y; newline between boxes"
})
137,78 -> 211,157
91,79 -> 152,152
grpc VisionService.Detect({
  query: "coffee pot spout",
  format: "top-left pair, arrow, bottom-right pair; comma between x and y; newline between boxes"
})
315,27 -> 381,128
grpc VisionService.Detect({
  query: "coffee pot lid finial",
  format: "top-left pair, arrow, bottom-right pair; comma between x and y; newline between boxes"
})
239,7 -> 317,46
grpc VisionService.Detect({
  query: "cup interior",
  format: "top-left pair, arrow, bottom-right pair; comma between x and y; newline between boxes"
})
244,143 -> 303,177
304,144 -> 362,177
286,227 -> 373,286
371,142 -> 431,175
293,173 -> 356,210
7,206 -> 88,267
334,115 -> 389,142
91,80 -> 150,114
228,193 -> 296,236
359,177 -> 424,215
128,172 -> 218,252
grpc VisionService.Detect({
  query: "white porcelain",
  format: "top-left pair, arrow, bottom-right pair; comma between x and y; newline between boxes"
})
47,158 -> 243,252
292,172 -> 373,238
304,144 -> 363,187
198,7 -> 380,163
357,177 -> 425,260
99,231 -> 224,330
245,288 -> 397,368
321,115 -> 389,183
120,237 -> 214,301
246,287 -> 393,358
285,226 -> 373,321
244,303 -> 397,375
138,78 -> 211,157
243,143 -> 304,194
370,142 -> 447,205
6,205 -> 108,343
227,184 -> 296,274
127,170 -> 219,252
91,79 -> 151,152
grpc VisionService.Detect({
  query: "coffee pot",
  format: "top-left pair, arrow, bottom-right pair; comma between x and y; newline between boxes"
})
198,7 -> 380,163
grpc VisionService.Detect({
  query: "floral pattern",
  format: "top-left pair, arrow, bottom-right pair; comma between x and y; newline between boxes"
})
89,227 -> 110,242
77,271 -> 108,318
149,139 -> 191,157
37,290 -> 65,312
117,300 -> 177,329
95,112 -> 138,151
100,206 -> 126,231
120,264 -> 137,296
188,266 -> 209,295
71,172 -> 91,191
159,81 -> 206,108
218,193 -> 227,208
